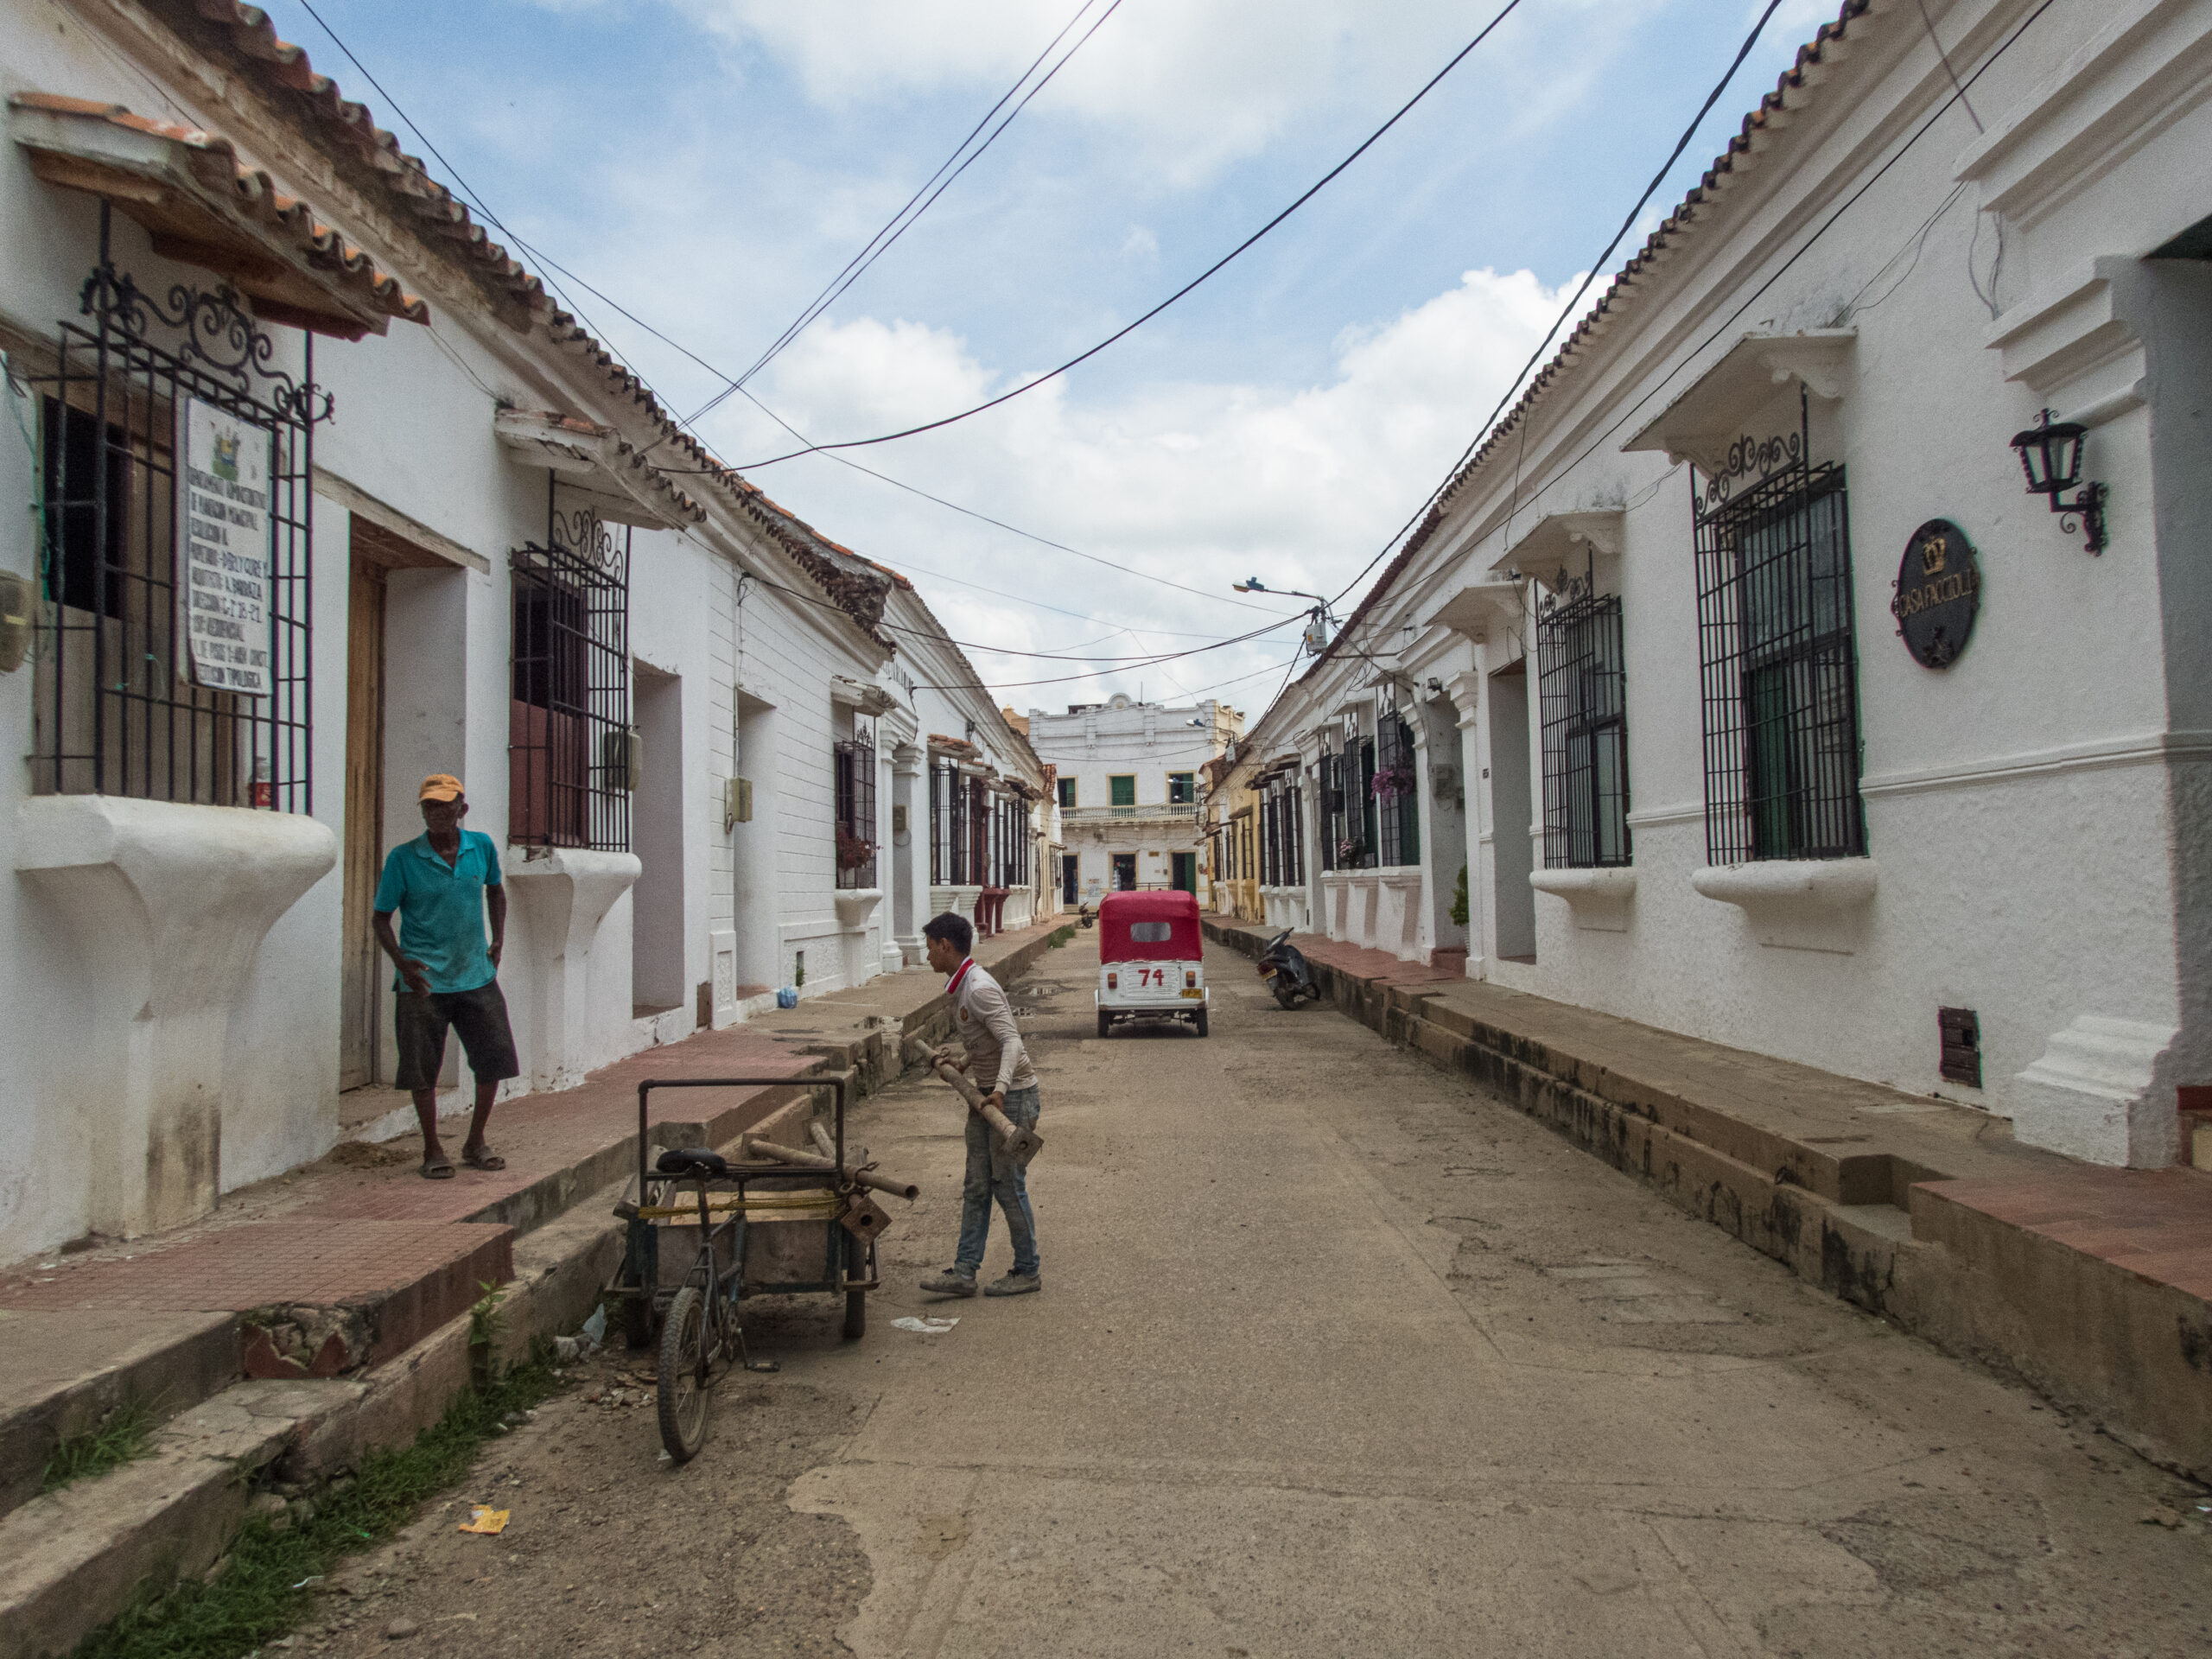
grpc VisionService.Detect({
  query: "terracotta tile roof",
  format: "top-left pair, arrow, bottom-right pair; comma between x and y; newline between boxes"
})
10,92 -> 428,336
142,1 -> 897,641
1306,0 -> 1875,686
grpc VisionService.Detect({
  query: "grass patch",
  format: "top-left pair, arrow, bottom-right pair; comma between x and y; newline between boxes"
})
41,1396 -> 162,1494
73,1346 -> 563,1659
1046,925 -> 1076,949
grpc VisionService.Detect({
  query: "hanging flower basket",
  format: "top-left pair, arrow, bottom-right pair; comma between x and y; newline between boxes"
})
835,829 -> 876,872
1370,765 -> 1415,798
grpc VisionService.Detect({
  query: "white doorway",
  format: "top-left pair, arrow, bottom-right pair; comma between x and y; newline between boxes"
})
1488,661 -> 1537,963
631,664 -> 684,1019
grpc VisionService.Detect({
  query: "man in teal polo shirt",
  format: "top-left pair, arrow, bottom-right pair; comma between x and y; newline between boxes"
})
372,773 -> 518,1179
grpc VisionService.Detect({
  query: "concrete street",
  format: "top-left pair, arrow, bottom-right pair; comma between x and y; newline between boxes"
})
315,933 -> 2210,1656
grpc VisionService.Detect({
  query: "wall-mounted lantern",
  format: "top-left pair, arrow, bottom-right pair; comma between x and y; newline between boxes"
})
2007,408 -> 2107,555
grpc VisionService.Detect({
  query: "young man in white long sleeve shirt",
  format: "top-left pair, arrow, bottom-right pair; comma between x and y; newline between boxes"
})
919,911 -> 1042,1298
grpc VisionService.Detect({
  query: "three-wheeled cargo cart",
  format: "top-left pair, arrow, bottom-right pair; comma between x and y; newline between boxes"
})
611,1073 -> 883,1462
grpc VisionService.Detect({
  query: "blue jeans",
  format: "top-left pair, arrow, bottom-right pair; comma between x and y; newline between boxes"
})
955,1084 -> 1040,1278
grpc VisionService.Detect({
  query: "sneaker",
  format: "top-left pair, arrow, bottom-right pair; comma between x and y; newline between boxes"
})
983,1272 -> 1041,1297
918,1267 -> 978,1297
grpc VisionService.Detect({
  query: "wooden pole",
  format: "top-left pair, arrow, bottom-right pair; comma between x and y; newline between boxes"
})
739,1135 -> 921,1202
899,1038 -> 1044,1165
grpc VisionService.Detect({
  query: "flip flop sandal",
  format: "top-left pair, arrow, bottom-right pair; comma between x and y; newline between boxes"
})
461,1147 -> 506,1172
421,1155 -> 455,1180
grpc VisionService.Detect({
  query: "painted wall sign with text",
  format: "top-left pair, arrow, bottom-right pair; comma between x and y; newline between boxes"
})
1890,518 -> 1981,670
175,397 -> 273,696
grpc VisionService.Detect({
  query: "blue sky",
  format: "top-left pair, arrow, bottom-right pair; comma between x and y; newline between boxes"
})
262,0 -> 1838,711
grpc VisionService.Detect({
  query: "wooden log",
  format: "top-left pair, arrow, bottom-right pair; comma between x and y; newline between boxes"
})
810,1121 -> 867,1167
739,1135 -> 921,1202
899,1038 -> 1045,1166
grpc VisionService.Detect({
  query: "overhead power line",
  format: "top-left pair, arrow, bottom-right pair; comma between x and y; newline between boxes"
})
1328,0 -> 1789,609
692,0 -> 1126,419
729,0 -> 1529,469
290,0 -> 1294,630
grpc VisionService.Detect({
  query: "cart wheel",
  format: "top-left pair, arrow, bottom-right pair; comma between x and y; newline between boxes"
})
1194,1011 -> 1209,1038
842,1289 -> 867,1339
657,1286 -> 711,1464
1096,1011 -> 1111,1039
623,1293 -> 655,1350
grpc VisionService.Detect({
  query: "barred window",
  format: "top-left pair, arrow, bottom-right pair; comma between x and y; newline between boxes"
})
1694,461 -> 1865,862
510,493 -> 630,851
1537,587 -> 1630,868
930,759 -> 969,884
1375,713 -> 1419,868
1318,747 -> 1344,872
30,251 -> 319,810
988,794 -> 1027,887
835,735 -> 876,889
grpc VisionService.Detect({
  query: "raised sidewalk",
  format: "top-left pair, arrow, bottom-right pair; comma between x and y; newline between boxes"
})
0,918 -> 1068,1658
1206,915 -> 2212,1480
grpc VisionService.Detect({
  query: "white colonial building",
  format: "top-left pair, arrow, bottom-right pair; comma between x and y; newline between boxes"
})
1027,694 -> 1238,904
0,0 -> 1042,1262
1237,0 -> 2212,1168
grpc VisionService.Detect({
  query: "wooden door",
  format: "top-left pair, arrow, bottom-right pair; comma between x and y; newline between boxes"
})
340,556 -> 386,1090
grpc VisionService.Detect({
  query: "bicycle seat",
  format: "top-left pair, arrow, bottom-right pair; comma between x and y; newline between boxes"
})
655,1147 -> 729,1179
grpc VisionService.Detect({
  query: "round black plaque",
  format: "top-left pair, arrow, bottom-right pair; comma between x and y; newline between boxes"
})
1891,518 -> 1981,669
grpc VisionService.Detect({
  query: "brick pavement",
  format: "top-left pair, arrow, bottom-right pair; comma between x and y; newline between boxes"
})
0,920 -> 1064,1380
1255,929 -> 1469,987
1918,1166 -> 2212,1300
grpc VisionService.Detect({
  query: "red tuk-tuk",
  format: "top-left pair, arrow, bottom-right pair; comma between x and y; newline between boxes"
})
1095,889 -> 1208,1038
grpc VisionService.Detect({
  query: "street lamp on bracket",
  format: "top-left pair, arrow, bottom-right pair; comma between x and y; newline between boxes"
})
2007,408 -> 2108,555
1232,576 -> 1338,658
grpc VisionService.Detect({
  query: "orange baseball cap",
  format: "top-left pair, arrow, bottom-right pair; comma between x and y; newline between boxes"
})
418,773 -> 464,803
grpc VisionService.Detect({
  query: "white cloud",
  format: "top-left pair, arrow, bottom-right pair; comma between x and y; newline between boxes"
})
675,0 -> 1580,184
720,264 -> 1573,704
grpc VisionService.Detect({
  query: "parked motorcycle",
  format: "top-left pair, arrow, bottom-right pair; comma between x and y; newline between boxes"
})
1256,929 -> 1321,1010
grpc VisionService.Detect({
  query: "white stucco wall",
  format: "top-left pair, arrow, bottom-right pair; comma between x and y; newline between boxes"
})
1241,0 -> 2212,1166
0,1 -> 985,1257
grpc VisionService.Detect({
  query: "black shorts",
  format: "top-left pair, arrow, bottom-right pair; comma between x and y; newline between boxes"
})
393,980 -> 520,1091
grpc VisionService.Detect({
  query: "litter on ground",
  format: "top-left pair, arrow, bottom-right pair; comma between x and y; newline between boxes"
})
891,1316 -> 960,1335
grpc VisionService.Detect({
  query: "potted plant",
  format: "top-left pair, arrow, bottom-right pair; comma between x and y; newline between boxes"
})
1370,765 -> 1415,798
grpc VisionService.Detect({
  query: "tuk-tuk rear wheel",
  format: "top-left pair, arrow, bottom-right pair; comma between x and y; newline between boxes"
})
1096,1011 -> 1111,1039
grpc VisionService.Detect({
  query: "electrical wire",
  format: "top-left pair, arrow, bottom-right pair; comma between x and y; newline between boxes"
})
1327,0 -> 1789,609
696,0 -> 1126,416
1503,0 -> 2056,527
729,0 -> 1530,470
1308,0 -> 2056,691
723,550 -> 1302,667
290,0 -> 1296,629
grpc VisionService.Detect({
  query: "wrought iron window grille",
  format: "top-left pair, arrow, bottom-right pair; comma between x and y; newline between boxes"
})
929,759 -> 963,885
835,734 -> 877,889
509,479 -> 632,851
29,208 -> 325,810
1692,392 -> 1866,865
1316,745 -> 1344,874
1536,559 -> 1631,869
1373,713 -> 1420,868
